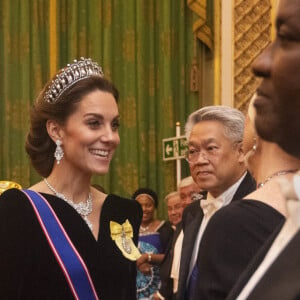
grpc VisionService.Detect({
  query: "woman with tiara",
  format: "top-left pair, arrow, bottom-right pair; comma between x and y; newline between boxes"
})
0,58 -> 142,299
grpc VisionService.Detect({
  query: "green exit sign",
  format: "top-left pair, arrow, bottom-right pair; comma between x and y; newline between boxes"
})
162,135 -> 188,161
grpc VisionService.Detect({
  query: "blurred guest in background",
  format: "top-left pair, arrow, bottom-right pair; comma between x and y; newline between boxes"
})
154,176 -> 205,300
133,188 -> 173,299
165,191 -> 183,229
178,176 -> 204,208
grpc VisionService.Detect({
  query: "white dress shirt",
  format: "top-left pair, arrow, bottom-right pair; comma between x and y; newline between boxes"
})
170,229 -> 184,293
186,172 -> 247,285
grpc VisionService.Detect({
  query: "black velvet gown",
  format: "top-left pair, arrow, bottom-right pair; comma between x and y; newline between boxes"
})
0,188 -> 142,300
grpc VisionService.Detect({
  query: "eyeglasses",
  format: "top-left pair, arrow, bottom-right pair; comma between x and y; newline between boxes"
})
185,149 -> 209,163
185,141 -> 242,163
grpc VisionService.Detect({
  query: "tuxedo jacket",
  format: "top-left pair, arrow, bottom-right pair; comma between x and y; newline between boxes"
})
158,223 -> 183,299
193,198 -> 284,300
227,225 -> 300,300
176,172 -> 256,300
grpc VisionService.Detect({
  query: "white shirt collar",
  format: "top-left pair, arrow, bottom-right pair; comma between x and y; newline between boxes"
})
279,172 -> 300,227
204,172 -> 247,206
293,173 -> 300,199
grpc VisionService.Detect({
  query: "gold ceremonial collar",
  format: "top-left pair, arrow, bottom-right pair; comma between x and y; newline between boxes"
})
0,181 -> 22,195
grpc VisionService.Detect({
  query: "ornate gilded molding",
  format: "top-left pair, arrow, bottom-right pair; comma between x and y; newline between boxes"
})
187,0 -> 213,51
234,0 -> 273,112
213,0 -> 221,105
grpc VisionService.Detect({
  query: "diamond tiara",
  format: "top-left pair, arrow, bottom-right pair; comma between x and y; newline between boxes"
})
44,57 -> 104,104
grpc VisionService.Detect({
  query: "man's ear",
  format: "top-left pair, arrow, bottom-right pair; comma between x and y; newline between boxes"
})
46,120 -> 64,143
236,141 -> 245,163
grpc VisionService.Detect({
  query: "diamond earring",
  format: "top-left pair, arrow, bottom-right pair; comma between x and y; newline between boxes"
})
54,140 -> 64,164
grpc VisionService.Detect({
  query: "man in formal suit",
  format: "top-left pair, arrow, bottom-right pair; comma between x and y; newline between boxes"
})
225,0 -> 300,298
176,106 -> 256,300
154,177 -> 204,300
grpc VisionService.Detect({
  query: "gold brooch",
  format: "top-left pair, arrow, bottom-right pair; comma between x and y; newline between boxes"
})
110,219 -> 141,261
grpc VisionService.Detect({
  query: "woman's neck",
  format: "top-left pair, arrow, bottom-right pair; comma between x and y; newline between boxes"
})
45,165 -> 92,204
245,141 -> 300,216
141,220 -> 153,228
251,141 -> 300,185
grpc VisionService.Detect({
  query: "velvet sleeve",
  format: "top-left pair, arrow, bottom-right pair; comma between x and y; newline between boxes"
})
0,189 -> 36,298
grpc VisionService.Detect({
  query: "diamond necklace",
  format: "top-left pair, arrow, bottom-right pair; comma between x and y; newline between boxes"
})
257,169 -> 298,189
44,178 -> 93,230
139,225 -> 149,233
139,222 -> 152,233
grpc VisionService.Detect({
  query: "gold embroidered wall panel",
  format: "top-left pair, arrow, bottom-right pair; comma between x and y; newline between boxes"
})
234,0 -> 273,112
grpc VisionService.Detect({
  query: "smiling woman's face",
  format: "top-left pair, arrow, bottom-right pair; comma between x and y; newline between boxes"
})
58,90 -> 120,176
136,195 -> 155,224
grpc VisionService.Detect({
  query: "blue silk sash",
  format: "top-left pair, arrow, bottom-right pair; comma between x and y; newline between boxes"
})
22,189 -> 99,300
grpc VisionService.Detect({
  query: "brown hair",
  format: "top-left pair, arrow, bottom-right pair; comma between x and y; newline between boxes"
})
25,76 -> 119,177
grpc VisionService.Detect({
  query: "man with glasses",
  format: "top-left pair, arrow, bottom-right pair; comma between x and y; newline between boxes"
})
176,106 -> 256,300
